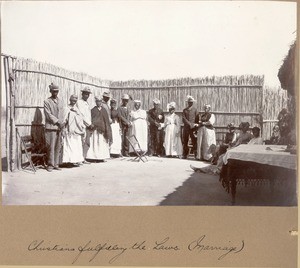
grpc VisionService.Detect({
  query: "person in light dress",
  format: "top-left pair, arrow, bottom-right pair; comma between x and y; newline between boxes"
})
163,102 -> 183,157
129,100 -> 148,154
62,94 -> 85,166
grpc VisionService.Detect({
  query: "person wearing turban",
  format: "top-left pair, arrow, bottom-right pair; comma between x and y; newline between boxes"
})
163,102 -> 183,157
61,94 -> 85,166
147,98 -> 165,157
44,83 -> 65,171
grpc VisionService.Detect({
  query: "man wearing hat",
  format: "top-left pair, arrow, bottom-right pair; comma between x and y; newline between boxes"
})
76,87 -> 93,163
44,83 -> 65,171
148,98 -> 165,156
101,89 -> 112,124
117,94 -> 131,157
182,96 -> 198,159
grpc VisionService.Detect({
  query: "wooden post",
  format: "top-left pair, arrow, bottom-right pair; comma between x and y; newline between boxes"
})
3,56 -> 11,171
8,59 -> 16,171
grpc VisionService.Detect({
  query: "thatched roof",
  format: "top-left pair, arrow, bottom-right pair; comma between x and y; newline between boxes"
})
278,41 -> 296,95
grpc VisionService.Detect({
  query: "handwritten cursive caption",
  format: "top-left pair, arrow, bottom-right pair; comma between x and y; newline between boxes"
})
27,235 -> 245,264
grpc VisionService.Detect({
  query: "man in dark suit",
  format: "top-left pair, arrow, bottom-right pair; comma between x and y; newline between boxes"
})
148,98 -> 165,156
118,94 -> 131,157
182,96 -> 198,159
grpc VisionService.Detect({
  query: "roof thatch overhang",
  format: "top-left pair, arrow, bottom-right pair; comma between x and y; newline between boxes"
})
278,41 -> 296,95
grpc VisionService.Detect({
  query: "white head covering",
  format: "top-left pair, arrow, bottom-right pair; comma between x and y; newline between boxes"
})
167,102 -> 176,110
186,95 -> 196,102
153,98 -> 161,104
134,99 -> 141,103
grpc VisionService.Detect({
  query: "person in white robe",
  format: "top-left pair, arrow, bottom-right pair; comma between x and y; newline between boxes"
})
129,100 -> 148,153
62,95 -> 85,166
163,102 -> 183,157
110,99 -> 122,156
195,104 -> 217,161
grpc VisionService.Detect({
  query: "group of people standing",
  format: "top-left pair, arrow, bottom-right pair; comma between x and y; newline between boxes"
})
43,83 -> 218,171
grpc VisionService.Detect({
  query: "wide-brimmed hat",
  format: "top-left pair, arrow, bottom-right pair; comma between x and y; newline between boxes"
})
81,87 -> 92,94
186,95 -> 196,102
121,94 -> 130,100
49,83 -> 59,91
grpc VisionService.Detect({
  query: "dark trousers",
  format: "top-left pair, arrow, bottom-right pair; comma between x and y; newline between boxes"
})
121,126 -> 130,155
45,129 -> 62,167
182,127 -> 197,157
149,128 -> 164,155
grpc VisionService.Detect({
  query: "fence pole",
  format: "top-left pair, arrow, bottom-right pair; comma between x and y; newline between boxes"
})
8,59 -> 16,171
3,57 -> 10,171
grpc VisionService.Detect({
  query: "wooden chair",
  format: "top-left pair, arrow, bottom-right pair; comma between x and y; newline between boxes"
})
126,135 -> 148,162
16,128 -> 47,172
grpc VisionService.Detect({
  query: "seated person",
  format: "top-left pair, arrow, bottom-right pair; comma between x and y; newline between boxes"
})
223,122 -> 237,147
234,122 -> 252,146
265,124 -> 280,145
248,127 -> 263,145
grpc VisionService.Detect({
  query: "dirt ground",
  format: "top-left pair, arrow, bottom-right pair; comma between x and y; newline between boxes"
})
2,156 -> 297,206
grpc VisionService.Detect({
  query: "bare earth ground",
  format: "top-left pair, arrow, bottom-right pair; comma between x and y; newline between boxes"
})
2,156 -> 297,206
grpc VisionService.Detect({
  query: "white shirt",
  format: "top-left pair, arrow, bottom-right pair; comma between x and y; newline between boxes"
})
76,99 -> 91,127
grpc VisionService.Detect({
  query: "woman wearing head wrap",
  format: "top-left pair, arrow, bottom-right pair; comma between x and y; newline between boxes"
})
110,99 -> 122,156
61,95 -> 85,166
129,100 -> 148,153
86,96 -> 112,162
195,104 -> 217,161
163,102 -> 183,157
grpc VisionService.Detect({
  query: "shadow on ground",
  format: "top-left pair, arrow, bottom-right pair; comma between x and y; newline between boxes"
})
159,171 -> 297,206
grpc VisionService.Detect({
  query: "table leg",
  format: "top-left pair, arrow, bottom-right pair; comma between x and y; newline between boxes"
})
228,165 -> 236,205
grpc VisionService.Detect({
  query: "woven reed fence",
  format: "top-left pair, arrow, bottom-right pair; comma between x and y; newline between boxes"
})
110,76 -> 264,143
262,86 -> 288,139
2,55 -> 288,171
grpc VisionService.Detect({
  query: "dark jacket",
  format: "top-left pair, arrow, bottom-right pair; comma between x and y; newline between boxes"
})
111,108 -> 120,124
182,106 -> 197,129
117,106 -> 131,128
148,107 -> 164,130
91,106 -> 112,142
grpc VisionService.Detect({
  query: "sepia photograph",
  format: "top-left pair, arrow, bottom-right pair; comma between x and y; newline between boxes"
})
1,0 -> 297,207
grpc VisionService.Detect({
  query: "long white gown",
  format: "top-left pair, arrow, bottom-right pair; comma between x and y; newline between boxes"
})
197,113 -> 216,160
129,109 -> 148,153
110,122 -> 122,154
62,106 -> 85,163
86,130 -> 110,160
163,113 -> 183,156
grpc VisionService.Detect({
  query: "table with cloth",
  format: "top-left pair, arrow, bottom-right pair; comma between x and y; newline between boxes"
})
219,145 -> 297,204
